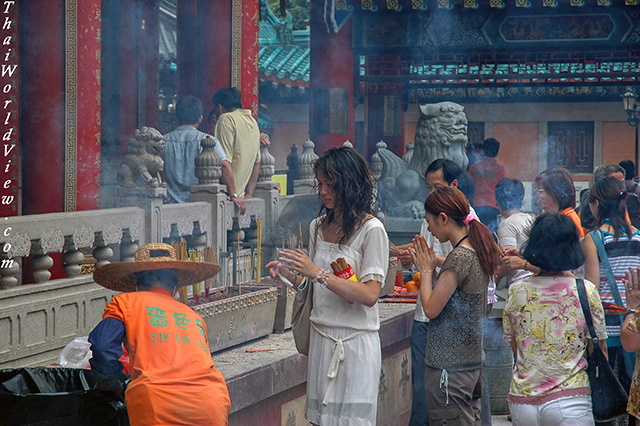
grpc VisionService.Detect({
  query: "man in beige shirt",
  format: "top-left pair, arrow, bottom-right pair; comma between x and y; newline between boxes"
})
211,87 -> 261,213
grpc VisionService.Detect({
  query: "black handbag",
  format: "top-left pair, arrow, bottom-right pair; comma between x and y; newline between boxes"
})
576,278 -> 629,422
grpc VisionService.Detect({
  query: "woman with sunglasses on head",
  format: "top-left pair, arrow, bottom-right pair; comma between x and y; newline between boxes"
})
504,167 -> 585,276
410,186 -> 501,425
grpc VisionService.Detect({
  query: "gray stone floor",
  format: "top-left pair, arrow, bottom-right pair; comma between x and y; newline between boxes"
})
491,414 -> 512,425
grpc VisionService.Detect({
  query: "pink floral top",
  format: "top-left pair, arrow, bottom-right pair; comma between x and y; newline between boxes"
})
626,313 -> 640,419
503,276 -> 607,404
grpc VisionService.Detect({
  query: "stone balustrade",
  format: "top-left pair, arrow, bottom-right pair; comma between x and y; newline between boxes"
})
0,138 -> 382,368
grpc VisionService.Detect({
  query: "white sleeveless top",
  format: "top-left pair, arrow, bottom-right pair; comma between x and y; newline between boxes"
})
308,216 -> 389,331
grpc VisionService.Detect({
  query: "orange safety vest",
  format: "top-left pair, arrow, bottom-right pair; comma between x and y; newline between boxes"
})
103,288 -> 230,426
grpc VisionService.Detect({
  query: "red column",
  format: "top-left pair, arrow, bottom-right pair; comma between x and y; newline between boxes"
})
118,0 -> 138,155
116,0 -> 159,155
142,0 -> 160,130
177,0 -> 258,120
309,1 -> 355,155
178,0 -> 231,117
76,0 -> 102,211
20,0 -> 65,215
0,0 -> 18,216
240,0 -> 259,116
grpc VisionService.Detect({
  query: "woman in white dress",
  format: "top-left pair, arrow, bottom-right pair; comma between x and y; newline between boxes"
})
268,146 -> 389,426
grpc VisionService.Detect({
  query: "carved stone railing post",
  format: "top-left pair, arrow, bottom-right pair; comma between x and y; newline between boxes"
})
31,229 -> 63,283
403,142 -> 415,163
0,255 -> 19,289
258,143 -> 275,184
93,244 -> 113,269
63,237 -> 84,278
253,143 -> 281,236
120,229 -> 139,262
63,225 -> 95,278
93,225 -> 121,269
1,232 -> 30,288
194,136 -> 222,185
190,139 -> 231,257
286,144 -> 299,195
370,140 -> 387,179
191,223 -> 207,252
294,139 -> 319,195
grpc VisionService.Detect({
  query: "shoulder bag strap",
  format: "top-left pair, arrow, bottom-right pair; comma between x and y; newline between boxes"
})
576,278 -> 598,341
589,229 -> 624,306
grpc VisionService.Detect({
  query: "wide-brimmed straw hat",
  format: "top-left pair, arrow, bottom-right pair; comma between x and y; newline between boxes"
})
93,242 -> 221,293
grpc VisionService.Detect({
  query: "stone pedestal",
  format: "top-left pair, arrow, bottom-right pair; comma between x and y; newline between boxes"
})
190,183 -> 232,252
116,187 -> 167,243
385,217 -> 424,246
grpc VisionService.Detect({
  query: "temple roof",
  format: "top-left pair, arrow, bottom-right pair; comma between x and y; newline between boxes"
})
259,2 -> 310,88
159,0 -> 176,64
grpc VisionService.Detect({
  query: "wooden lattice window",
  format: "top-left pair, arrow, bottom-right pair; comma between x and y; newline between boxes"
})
467,122 -> 485,147
547,122 -> 594,174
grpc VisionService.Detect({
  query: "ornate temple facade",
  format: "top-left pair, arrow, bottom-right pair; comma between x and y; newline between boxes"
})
2,0 -> 639,214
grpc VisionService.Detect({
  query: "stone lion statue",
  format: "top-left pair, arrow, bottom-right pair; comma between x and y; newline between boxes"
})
377,101 -> 468,218
118,126 -> 166,188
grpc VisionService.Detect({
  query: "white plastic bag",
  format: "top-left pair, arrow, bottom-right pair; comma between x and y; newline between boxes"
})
58,336 -> 92,368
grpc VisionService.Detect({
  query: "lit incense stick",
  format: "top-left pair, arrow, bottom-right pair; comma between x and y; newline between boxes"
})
257,218 -> 262,284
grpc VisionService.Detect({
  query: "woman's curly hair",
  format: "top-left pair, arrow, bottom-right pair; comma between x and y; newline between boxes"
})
313,147 -> 376,244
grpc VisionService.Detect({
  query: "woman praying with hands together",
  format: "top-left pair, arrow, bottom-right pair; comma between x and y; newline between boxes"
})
410,186 -> 501,425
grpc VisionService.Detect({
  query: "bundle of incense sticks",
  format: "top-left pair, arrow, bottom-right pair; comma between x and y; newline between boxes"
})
249,250 -> 253,288
172,239 -> 189,304
189,250 -> 201,305
288,235 -> 297,251
203,247 -> 215,298
196,250 -> 202,303
257,218 -> 262,284
330,257 -> 349,274
237,233 -> 242,295
298,223 -> 303,249
493,232 -> 505,255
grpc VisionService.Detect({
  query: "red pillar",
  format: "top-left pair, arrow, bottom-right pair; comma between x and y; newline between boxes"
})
20,0 -> 65,215
116,0 -> 160,156
309,1 -> 355,155
0,0 -> 18,216
76,0 -> 102,211
177,0 -> 258,121
141,0 -> 160,131
239,0 -> 259,115
20,0 -> 102,281
117,0 -> 138,155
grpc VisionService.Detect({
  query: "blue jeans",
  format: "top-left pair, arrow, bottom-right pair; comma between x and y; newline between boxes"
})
510,396 -> 595,426
409,320 -> 430,426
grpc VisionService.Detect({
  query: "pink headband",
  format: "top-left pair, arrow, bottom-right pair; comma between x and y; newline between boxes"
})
463,212 -> 479,227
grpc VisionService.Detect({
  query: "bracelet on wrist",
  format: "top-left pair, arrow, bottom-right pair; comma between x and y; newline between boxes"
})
313,268 -> 330,288
625,309 -> 637,319
523,261 -> 528,271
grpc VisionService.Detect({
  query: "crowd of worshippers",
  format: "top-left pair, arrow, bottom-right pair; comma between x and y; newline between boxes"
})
89,125 -> 640,426
398,138 -> 640,426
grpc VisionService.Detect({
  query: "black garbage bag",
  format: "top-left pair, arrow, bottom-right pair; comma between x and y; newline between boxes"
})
0,368 -> 129,426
